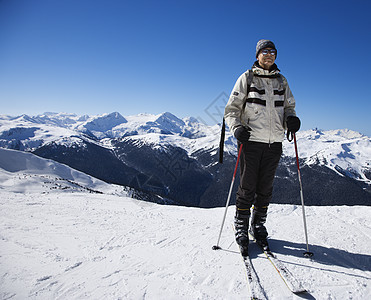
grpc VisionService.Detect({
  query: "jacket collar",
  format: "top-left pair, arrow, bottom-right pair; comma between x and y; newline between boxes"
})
251,61 -> 280,76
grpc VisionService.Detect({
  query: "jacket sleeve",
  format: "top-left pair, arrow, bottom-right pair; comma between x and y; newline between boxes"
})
282,75 -> 297,125
224,72 -> 249,134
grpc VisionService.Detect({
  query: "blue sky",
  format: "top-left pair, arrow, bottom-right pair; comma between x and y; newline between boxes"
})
0,0 -> 370,136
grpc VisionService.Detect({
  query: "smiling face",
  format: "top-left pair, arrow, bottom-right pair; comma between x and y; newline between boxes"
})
257,48 -> 276,70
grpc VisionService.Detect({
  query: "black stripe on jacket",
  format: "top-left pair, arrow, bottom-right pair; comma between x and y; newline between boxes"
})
246,98 -> 266,106
274,89 -> 285,95
249,87 -> 265,94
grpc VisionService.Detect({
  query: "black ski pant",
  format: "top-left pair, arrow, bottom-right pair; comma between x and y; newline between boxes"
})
236,141 -> 282,210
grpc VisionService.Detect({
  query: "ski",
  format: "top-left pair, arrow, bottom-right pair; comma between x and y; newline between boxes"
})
238,247 -> 267,300
249,231 -> 306,294
232,226 -> 267,299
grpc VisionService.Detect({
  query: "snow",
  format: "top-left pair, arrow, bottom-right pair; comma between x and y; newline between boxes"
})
282,129 -> 371,183
0,116 -> 85,151
1,111 -> 370,187
1,113 -> 370,178
1,149 -> 371,299
120,131 -> 220,157
0,148 -> 129,196
110,112 -> 216,139
78,112 -> 128,137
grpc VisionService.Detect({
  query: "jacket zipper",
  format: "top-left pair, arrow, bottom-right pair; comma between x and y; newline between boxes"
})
268,78 -> 272,146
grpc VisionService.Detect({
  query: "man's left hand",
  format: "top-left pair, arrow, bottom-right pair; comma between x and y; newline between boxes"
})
287,116 -> 301,133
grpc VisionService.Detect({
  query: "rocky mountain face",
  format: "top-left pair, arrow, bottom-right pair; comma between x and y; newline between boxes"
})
0,112 -> 370,207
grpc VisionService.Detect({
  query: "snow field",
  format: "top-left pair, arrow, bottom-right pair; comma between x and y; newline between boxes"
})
1,190 -> 370,300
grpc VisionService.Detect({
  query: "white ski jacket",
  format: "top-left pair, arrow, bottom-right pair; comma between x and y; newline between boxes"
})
224,63 -> 296,144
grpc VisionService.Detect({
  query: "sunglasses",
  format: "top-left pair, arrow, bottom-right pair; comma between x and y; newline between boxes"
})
261,49 -> 277,56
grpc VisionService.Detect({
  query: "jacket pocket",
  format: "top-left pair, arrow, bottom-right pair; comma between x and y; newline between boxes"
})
273,105 -> 285,132
243,101 -> 264,123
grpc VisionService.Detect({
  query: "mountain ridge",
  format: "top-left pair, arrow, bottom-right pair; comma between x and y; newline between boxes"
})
0,112 -> 370,206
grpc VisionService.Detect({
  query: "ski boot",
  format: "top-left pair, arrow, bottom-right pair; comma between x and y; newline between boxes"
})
234,208 -> 250,256
250,206 -> 270,252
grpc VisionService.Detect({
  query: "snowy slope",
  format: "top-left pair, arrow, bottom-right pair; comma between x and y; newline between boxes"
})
0,148 -> 128,196
283,129 -> 371,183
0,149 -> 370,299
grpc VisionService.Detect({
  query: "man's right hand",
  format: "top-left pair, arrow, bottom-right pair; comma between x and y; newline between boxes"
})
234,126 -> 251,144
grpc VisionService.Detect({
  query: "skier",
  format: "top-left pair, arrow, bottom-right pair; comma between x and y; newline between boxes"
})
224,39 -> 301,255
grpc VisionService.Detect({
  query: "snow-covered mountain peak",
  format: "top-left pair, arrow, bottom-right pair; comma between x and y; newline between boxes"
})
109,112 -> 210,138
155,111 -> 185,124
13,114 -> 35,124
300,128 -> 365,142
1,112 -> 370,186
0,114 -> 84,151
77,112 -> 128,138
33,112 -> 81,127
282,129 -> 371,184
151,112 -> 185,134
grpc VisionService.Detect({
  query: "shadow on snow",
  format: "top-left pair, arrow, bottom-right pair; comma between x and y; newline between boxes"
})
269,238 -> 371,274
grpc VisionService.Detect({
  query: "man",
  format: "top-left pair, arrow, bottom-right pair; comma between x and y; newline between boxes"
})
224,39 -> 301,256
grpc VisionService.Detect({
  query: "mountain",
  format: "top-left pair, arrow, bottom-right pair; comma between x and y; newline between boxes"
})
0,147 -> 121,194
0,147 -> 171,205
0,157 -> 370,299
0,112 -> 370,207
77,112 -> 128,139
283,129 -> 371,183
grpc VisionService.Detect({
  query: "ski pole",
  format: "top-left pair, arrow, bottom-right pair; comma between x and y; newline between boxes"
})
213,143 -> 243,250
293,133 -> 314,258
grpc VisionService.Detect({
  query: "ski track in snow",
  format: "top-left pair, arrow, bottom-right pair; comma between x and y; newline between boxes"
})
0,191 -> 370,300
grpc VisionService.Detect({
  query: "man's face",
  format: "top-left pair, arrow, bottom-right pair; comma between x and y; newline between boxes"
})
257,48 -> 276,70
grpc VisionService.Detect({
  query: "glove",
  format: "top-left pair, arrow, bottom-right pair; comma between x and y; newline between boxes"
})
287,116 -> 301,133
234,126 -> 251,144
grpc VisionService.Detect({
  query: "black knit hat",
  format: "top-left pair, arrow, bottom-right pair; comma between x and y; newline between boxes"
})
256,39 -> 277,58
